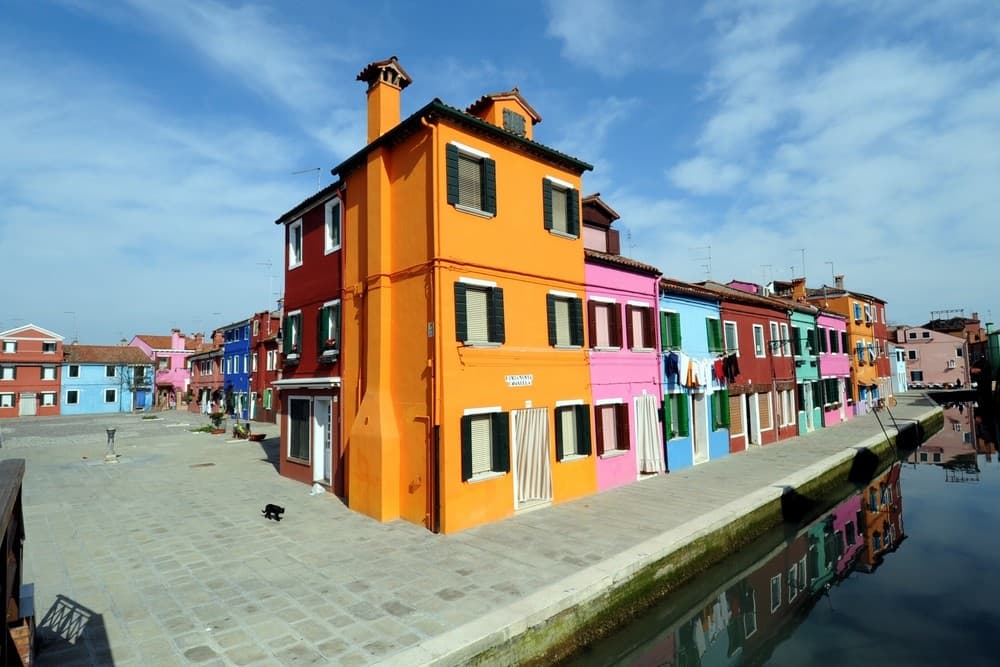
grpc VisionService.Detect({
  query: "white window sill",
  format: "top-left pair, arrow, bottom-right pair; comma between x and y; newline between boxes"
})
559,453 -> 588,463
591,346 -> 622,352
288,262 -> 303,270
600,449 -> 629,459
324,244 -> 342,256
554,344 -> 582,350
548,229 -> 578,240
630,347 -> 655,353
461,341 -> 502,348
454,204 -> 495,219
466,470 -> 505,484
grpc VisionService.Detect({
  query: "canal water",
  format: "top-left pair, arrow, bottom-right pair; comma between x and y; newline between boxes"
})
566,402 -> 1000,666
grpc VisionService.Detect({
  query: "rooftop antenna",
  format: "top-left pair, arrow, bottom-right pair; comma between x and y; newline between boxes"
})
292,167 -> 321,192
930,309 -> 964,320
798,248 -> 806,280
825,261 -> 835,285
63,311 -> 78,344
760,264 -> 772,287
690,245 -> 712,280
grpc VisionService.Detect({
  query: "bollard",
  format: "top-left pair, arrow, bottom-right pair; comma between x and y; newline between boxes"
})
105,428 -> 117,462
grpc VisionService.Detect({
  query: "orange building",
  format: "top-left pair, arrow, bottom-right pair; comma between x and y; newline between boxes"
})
334,57 -> 595,532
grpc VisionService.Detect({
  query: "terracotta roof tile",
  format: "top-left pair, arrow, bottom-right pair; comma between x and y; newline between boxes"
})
584,249 -> 661,276
466,87 -> 542,123
65,345 -> 152,365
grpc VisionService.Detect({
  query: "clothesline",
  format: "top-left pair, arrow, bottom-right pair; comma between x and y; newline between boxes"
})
664,350 -> 740,390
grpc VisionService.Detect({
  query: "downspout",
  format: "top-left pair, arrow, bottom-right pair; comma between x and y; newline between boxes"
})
422,115 -> 442,533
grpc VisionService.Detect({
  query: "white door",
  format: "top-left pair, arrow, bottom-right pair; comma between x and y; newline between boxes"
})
692,393 -> 709,464
803,384 -> 814,431
19,393 -> 36,417
512,407 -> 552,509
746,394 -> 761,446
838,380 -> 846,421
313,398 -> 332,484
250,392 -> 258,420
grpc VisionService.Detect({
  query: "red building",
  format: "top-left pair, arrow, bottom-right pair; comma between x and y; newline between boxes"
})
0,324 -> 65,418
272,182 -> 345,495
187,331 -> 224,415
249,309 -> 281,424
697,282 -> 798,451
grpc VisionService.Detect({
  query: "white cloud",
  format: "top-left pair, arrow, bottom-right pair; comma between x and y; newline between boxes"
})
669,157 -> 745,194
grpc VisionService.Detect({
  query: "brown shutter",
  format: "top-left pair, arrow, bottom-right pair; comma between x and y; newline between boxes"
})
607,229 -> 621,254
758,392 -> 772,430
625,305 -> 636,350
587,301 -> 598,349
643,308 -> 655,349
729,395 -> 744,435
594,406 -> 605,455
617,403 -> 630,450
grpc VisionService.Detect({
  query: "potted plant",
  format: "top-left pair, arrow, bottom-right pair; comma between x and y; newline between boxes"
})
208,411 -> 226,434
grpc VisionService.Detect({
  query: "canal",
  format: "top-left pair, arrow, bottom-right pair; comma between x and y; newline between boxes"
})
565,402 -> 1000,666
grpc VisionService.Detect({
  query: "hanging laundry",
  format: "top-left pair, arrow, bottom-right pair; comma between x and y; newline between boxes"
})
665,351 -> 680,384
714,357 -> 724,383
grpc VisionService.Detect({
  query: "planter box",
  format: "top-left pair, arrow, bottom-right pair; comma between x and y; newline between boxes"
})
248,433 -> 266,442
211,428 -> 226,435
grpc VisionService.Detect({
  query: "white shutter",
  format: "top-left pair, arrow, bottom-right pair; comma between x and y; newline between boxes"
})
465,288 -> 489,342
470,415 -> 492,475
458,154 -> 483,210
560,407 -> 578,456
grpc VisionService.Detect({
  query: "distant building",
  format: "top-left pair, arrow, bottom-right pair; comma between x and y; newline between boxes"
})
129,329 -> 201,409
187,331 -> 224,415
62,344 -> 153,414
220,319 -> 251,420
248,310 -> 281,424
892,325 -> 970,388
0,324 -> 65,418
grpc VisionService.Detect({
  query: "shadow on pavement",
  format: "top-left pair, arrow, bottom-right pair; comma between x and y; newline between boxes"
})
256,437 -> 280,473
36,594 -> 113,666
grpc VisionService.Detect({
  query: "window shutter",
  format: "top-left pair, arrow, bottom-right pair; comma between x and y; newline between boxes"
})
806,328 -> 816,354
318,307 -> 329,352
282,317 -> 292,354
612,304 -> 623,348
571,298 -> 584,347
671,314 -> 682,348
660,311 -> 669,351
332,304 -> 341,344
554,408 -> 565,461
492,412 -> 510,472
567,188 -> 580,236
576,404 -> 592,456
461,415 -> 473,481
707,319 -> 721,354
626,306 -> 636,350
616,404 -> 630,450
594,406 -> 605,455
662,395 -> 672,440
489,287 -> 505,343
678,396 -> 690,437
588,301 -> 599,348
483,158 -> 497,215
542,179 -> 553,230
446,144 -> 460,205
643,309 -> 655,349
454,283 -> 468,341
546,294 -> 558,345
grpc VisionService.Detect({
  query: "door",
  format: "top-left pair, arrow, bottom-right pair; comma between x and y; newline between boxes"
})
313,398 -> 332,485
512,407 -> 552,509
19,393 -> 36,417
838,379 -> 846,421
803,383 -> 815,431
745,393 -> 760,446
250,392 -> 258,420
692,392 -> 709,464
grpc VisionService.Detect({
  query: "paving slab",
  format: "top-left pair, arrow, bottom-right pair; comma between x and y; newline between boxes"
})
0,395 -> 938,665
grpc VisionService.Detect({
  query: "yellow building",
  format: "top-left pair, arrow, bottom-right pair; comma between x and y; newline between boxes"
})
335,58 -> 596,533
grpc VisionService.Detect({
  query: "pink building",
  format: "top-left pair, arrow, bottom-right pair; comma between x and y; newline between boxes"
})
894,326 -> 971,388
830,494 -> 864,575
129,328 -> 202,409
817,311 -> 851,426
582,195 -> 663,491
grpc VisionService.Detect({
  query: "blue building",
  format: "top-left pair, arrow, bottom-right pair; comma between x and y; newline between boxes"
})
221,319 -> 251,420
659,278 -> 730,471
62,345 -> 153,415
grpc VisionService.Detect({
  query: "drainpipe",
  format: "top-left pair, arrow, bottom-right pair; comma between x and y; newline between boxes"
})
422,115 -> 442,533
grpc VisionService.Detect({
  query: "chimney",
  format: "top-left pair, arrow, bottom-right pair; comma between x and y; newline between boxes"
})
834,274 -> 844,290
357,56 -> 412,143
972,311 -> 979,321
791,277 -> 806,301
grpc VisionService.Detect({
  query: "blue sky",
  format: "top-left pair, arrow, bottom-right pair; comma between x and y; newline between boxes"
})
3,0 -> 999,344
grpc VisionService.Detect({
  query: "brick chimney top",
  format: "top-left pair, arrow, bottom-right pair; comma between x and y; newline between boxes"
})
357,57 -> 411,143
834,274 -> 844,290
356,56 -> 412,92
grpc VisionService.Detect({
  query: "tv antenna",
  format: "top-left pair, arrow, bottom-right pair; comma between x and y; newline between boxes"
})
690,245 -> 712,280
930,309 -> 964,320
292,167 -> 322,192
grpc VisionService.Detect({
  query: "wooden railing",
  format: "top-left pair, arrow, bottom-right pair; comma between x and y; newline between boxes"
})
0,459 -> 30,666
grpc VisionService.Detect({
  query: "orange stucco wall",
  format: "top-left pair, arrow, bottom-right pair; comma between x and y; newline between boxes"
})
821,295 -> 878,401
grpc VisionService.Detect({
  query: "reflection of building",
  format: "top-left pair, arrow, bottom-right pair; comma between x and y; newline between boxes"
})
828,493 -> 864,577
857,462 -> 904,573
908,403 -> 979,481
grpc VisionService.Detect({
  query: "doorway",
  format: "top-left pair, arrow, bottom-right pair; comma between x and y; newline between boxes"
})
19,393 -> 36,417
745,393 -> 761,446
803,383 -> 815,431
313,398 -> 333,486
512,407 -> 552,510
692,392 -> 709,464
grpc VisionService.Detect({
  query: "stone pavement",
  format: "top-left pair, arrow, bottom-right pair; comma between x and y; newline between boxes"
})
0,395 -> 939,666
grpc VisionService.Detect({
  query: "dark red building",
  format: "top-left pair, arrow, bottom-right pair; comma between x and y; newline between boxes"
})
187,331 -> 223,415
272,182 -> 345,496
249,309 -> 281,424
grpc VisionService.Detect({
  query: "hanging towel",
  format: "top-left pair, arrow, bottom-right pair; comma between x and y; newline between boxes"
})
665,352 -> 680,385
714,358 -> 724,383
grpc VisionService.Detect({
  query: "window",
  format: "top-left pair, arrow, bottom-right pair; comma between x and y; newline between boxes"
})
455,281 -> 505,345
283,311 -> 302,357
956,347 -> 964,358
711,390 -> 730,430
908,331 -> 917,339
263,388 -> 272,410
791,326 -> 803,356
706,318 -> 724,354
42,366 -> 56,381
252,353 -> 258,372
864,304 -> 872,323
781,323 -> 792,357
288,397 -> 311,461
856,342 -> 865,363
542,177 -> 580,237
41,392 -> 56,407
845,521 -> 856,546
446,142 -> 496,215
0,394 -> 13,408
780,389 -> 796,426
288,218 -> 303,269
753,325 -> 766,357
922,331 -> 930,339
816,327 -> 827,354
42,342 -> 56,353
841,331 -> 848,354
105,365 -> 116,377
1,341 -> 14,353
319,300 -> 342,353
805,327 -> 817,354
158,357 -> 168,369
65,390 -> 79,405
104,388 -> 117,403
595,402 -> 629,455
853,302 -> 862,321
589,300 -> 622,349
788,564 -> 799,601
460,409 -> 510,481
243,354 -> 248,373
770,574 -> 782,611
663,394 -> 689,440
769,322 -> 780,356
743,589 -> 758,638
502,108 -> 526,136
829,329 -> 840,354
661,311 -> 682,350
0,367 -> 14,381
947,359 -> 956,369
68,365 -> 80,378
555,404 -> 592,460
252,320 -> 259,337
547,293 -> 584,348
324,197 -> 342,254
266,350 -> 277,371
723,321 -> 738,354
933,452 -> 942,462
626,304 -> 655,350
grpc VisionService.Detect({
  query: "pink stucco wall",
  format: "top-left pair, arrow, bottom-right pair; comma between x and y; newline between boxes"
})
129,331 -> 193,394
899,327 -> 970,387
818,313 -> 851,424
832,494 -> 863,575
585,263 -> 662,492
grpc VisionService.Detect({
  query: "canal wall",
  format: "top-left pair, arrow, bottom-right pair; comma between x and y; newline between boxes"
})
381,394 -> 942,667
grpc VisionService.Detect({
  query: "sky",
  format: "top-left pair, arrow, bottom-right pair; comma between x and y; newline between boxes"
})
3,0 -> 999,344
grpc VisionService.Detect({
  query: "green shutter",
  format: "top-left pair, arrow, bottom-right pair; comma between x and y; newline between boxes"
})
318,307 -> 329,351
662,395 -> 673,440
461,415 -> 473,481
454,283 -> 468,341
720,389 -> 730,427
567,188 -> 580,236
678,396 -> 690,437
332,303 -> 341,344
570,298 -> 584,346
282,316 -> 291,354
707,319 -> 721,354
489,287 -> 505,344
576,404 -> 592,456
660,311 -> 669,351
671,314 -> 683,348
446,144 -> 460,205
542,178 -> 553,230
546,294 -> 558,345
554,408 -> 565,461
483,158 -> 497,215
492,412 -> 510,472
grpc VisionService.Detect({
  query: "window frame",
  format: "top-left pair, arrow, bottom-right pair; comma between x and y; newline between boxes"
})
547,291 -> 584,349
753,324 -> 766,358
542,175 -> 580,238
41,392 -> 56,407
554,401 -> 592,462
446,141 -> 497,217
461,407 -> 510,482
319,299 -> 343,355
1,341 -> 15,354
42,342 -> 56,354
0,366 -> 15,381
324,196 -> 342,255
663,393 -> 689,440
104,388 -> 117,404
287,396 -> 311,462
42,366 -> 57,381
68,365 -> 80,378
595,400 -> 630,457
105,365 -> 116,378
625,302 -> 656,352
65,390 -> 79,405
723,320 -> 739,355
770,574 -> 782,612
588,298 -> 622,350
288,218 -> 303,269
283,310 -> 302,358
769,321 -> 780,356
455,279 -> 505,346
0,393 -> 14,408
660,310 -> 682,351
781,323 -> 792,357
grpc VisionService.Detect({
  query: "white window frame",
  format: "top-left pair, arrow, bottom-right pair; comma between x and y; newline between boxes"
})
770,574 -> 782,612
549,289 -> 582,349
41,392 -> 56,407
68,365 -> 80,378
288,218 -> 303,269
450,141 -> 494,218
555,400 -> 587,462
0,366 -> 14,381
0,393 -> 13,408
753,324 -> 766,358
769,322 -> 780,356
105,365 -> 116,378
723,320 -> 739,355
545,175 -> 577,238
42,342 -> 57,354
324,196 -> 342,254
252,353 -> 258,372
104,388 -> 117,404
463,406 -> 506,482
788,564 -> 799,601
286,310 -> 302,357
627,302 -> 655,351
1,341 -> 14,354
590,297 -> 620,350
42,366 -> 57,381
595,398 -> 628,457
780,323 -> 791,357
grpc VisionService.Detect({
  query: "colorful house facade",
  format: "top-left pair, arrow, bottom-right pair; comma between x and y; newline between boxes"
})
129,329 -> 200,409
658,278 -> 730,470
273,182 -> 345,494
221,319 -> 251,420
187,331 -> 224,415
857,462 -> 904,573
893,325 -> 971,388
248,310 -> 281,424
816,311 -> 852,426
61,345 -> 152,414
788,305 -> 822,434
0,324 -> 65,418
329,57 -> 595,533
582,195 -> 663,490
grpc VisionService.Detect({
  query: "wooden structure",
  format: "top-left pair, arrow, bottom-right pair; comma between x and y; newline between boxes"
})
0,460 -> 30,666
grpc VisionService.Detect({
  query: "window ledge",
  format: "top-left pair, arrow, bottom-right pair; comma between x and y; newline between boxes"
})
553,344 -> 582,350
599,449 -> 629,459
324,244 -> 342,256
548,229 -> 578,240
559,454 -> 588,463
454,204 -> 495,219
631,347 -> 656,353
461,341 -> 502,348
466,470 -> 506,484
289,262 -> 303,270
590,346 -> 622,352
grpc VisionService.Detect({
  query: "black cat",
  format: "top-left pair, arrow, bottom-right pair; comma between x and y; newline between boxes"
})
262,504 -> 285,521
